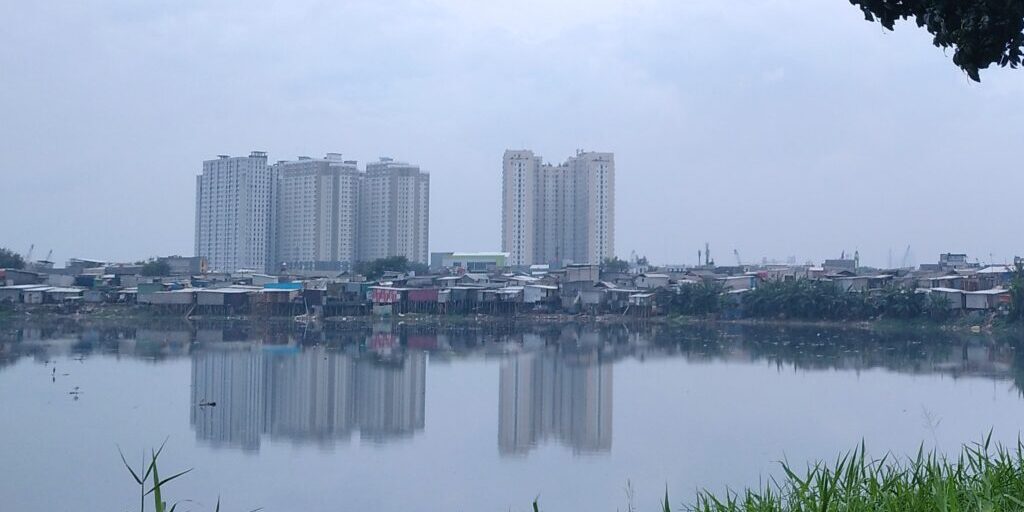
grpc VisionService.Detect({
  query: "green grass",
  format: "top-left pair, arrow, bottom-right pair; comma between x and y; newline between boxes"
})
119,440 -> 255,512
536,436 -> 1024,511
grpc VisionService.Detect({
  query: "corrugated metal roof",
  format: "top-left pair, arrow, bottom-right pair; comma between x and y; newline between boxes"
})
965,288 -> 1010,295
978,266 -> 1014,274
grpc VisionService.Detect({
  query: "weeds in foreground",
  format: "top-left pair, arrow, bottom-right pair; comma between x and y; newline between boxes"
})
534,435 -> 1024,511
119,440 -> 251,512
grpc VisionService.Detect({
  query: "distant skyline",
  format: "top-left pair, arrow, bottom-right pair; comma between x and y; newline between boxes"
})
2,0 -> 1022,268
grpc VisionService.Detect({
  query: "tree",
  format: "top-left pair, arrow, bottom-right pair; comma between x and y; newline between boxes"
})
141,259 -> 171,277
849,0 -> 1024,81
1010,261 -> 1024,322
354,256 -> 427,280
601,257 -> 629,273
0,247 -> 26,269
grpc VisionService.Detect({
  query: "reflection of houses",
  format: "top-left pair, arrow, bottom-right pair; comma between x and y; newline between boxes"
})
191,346 -> 426,451
498,350 -> 612,455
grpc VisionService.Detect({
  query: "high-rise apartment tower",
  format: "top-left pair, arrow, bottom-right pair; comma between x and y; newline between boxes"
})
501,149 -> 614,267
195,152 -> 274,273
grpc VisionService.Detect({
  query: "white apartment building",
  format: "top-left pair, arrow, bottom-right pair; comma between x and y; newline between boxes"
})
197,152 -> 430,272
502,150 -> 540,266
359,158 -> 430,264
195,151 -> 274,273
273,154 -> 361,271
501,149 -> 614,267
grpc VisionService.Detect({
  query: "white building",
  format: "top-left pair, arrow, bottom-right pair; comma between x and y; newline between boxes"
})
501,149 -> 615,267
195,152 -> 274,273
273,154 -> 361,271
359,157 -> 430,264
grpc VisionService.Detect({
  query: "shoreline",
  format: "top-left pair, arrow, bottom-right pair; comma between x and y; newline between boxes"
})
2,303 -> 1021,337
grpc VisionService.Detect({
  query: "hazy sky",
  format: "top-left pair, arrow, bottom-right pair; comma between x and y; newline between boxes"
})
2,0 -> 1021,268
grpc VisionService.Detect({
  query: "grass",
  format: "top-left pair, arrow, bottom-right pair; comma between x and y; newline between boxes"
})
119,440 -> 255,512
535,436 -> 1024,511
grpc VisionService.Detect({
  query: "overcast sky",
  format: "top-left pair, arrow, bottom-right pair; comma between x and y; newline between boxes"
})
2,0 -> 1021,268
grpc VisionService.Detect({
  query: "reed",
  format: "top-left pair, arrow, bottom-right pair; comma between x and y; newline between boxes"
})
691,436 -> 1024,512
533,435 -> 1024,511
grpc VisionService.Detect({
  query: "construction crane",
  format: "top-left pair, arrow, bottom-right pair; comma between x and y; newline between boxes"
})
43,249 -> 53,263
733,249 -> 742,266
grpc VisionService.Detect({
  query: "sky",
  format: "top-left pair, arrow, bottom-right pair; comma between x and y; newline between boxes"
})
1,0 -> 1022,268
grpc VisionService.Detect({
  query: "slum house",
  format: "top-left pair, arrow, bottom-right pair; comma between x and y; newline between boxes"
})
832,275 -> 894,293
2,269 -> 44,286
480,286 -> 523,314
324,281 -> 373,315
919,274 -> 970,291
627,293 -> 656,317
25,287 -> 84,305
0,284 -> 54,303
369,286 -> 409,315
407,288 -> 441,313
139,288 -> 195,314
559,264 -> 601,312
254,283 -> 304,316
716,275 -> 758,292
445,285 -> 487,313
160,256 -> 206,275
523,284 -> 559,311
926,288 -> 966,310
634,273 -> 670,289
195,287 -> 258,315
976,266 -> 1015,290
964,289 -> 1012,311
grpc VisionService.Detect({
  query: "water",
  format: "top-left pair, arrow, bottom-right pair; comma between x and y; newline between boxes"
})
1,320 -> 1022,511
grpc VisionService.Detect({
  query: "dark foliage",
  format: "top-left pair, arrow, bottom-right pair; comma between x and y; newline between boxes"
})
0,247 -> 26,269
742,279 -> 949,321
354,256 -> 428,280
601,257 -> 629,273
141,259 -> 171,277
659,281 -> 725,315
1011,262 -> 1024,322
849,0 -> 1024,81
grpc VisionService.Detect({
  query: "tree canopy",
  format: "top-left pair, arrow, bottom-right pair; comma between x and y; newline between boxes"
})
0,247 -> 26,269
354,256 -> 428,280
141,259 -> 171,277
601,257 -> 629,273
849,0 -> 1024,81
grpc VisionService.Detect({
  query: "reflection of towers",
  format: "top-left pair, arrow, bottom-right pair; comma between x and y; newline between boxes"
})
190,347 -> 426,450
191,348 -> 264,451
498,351 -> 612,455
355,356 -> 427,441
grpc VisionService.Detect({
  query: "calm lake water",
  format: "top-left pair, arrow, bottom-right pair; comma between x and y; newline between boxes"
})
1,320 -> 1023,511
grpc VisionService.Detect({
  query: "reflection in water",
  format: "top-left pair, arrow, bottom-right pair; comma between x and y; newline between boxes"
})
3,320 -> 1024,456
499,350 -> 612,455
191,347 -> 426,451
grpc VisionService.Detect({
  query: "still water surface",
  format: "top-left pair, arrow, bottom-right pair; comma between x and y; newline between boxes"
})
1,321 -> 1022,511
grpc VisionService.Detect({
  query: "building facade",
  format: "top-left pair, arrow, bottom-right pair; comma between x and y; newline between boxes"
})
196,152 -> 431,273
359,158 -> 430,264
429,252 -> 509,272
501,149 -> 614,267
273,154 -> 361,271
195,152 -> 274,273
